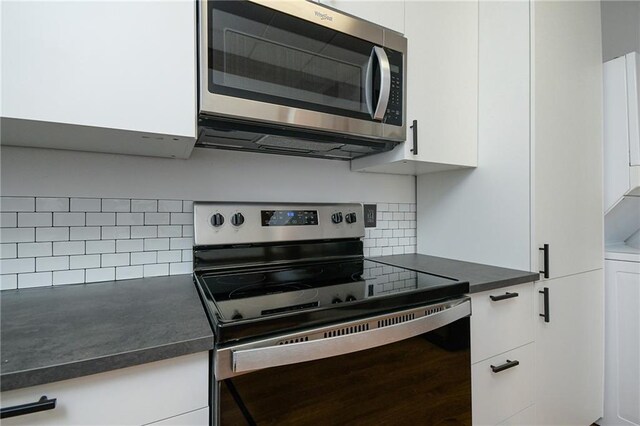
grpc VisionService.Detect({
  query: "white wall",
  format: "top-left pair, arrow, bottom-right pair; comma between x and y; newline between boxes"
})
416,1 -> 531,271
601,0 -> 640,62
0,146 -> 414,203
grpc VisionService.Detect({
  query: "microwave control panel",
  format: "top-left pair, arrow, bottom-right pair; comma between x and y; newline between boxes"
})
384,48 -> 403,127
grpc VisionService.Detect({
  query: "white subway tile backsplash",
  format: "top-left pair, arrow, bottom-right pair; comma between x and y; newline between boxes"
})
53,213 -> 85,227
131,199 -> 158,212
131,226 -> 157,239
36,197 -> 69,212
182,225 -> 194,238
1,243 -> 17,259
102,199 -> 130,212
1,213 -> 17,227
70,227 -> 101,241
101,253 -> 129,267
1,274 -> 18,290
70,254 -> 101,269
53,241 -> 85,256
1,228 -> 35,243
19,272 -> 52,288
158,200 -> 182,213
182,249 -> 192,262
144,238 -> 169,251
1,197 -> 417,287
116,265 -> 143,280
1,197 -> 35,212
36,256 -> 69,272
116,213 -> 144,226
86,240 -> 115,254
18,242 -> 52,258
145,213 -> 170,225
53,270 -> 84,285
144,263 -> 169,277
158,225 -> 181,238
36,227 -> 69,242
170,237 -> 192,250
18,213 -> 52,227
170,213 -> 192,225
71,198 -> 101,212
1,258 -> 35,274
86,213 -> 116,226
170,262 -> 192,275
116,239 -> 144,253
101,226 -> 130,240
131,252 -> 156,265
157,250 -> 181,263
85,267 -> 115,283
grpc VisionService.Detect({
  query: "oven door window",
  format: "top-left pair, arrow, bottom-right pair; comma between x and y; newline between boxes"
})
217,318 -> 471,425
208,1 -> 379,121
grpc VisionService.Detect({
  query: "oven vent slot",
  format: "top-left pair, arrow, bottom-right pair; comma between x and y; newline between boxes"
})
377,313 -> 416,329
425,306 -> 445,316
323,323 -> 370,338
277,336 -> 309,345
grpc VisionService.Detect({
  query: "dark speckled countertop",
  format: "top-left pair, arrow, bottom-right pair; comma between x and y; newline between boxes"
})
370,254 -> 539,293
0,275 -> 213,392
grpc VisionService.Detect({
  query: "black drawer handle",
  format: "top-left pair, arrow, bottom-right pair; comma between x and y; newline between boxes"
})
489,292 -> 519,302
539,287 -> 550,323
0,396 -> 57,419
490,359 -> 520,373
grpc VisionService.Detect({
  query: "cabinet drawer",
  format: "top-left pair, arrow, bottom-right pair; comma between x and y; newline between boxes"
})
148,407 -> 209,425
0,352 -> 208,426
498,404 -> 536,426
470,283 -> 534,363
472,343 -> 535,426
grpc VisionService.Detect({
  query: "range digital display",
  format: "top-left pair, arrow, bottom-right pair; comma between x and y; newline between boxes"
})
261,210 -> 318,226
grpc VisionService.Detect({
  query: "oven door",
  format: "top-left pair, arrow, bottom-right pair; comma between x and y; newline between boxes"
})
214,298 -> 471,425
199,0 -> 405,140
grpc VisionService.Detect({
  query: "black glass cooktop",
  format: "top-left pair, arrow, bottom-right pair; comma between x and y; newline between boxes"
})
196,259 -> 468,344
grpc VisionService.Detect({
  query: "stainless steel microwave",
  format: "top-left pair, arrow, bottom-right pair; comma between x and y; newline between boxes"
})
197,0 -> 407,160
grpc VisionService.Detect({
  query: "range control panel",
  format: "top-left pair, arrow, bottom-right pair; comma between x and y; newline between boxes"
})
194,202 -> 364,246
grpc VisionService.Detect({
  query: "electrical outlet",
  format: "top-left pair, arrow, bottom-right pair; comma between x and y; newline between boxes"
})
363,204 -> 377,228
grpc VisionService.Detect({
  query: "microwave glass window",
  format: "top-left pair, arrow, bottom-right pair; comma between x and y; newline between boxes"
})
209,1 -> 375,121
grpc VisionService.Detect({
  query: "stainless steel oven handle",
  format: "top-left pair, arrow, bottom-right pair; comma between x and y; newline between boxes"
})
232,299 -> 470,373
365,46 -> 392,121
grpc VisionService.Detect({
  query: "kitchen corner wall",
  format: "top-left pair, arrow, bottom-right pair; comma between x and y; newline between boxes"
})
0,146 -> 415,289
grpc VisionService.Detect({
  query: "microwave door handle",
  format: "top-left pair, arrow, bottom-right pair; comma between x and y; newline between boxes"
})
365,46 -> 392,121
231,299 -> 470,374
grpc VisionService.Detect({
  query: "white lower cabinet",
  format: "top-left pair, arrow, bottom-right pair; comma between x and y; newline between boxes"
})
534,270 -> 604,426
472,344 -> 535,426
0,352 -> 209,426
470,283 -> 535,426
498,405 -> 536,426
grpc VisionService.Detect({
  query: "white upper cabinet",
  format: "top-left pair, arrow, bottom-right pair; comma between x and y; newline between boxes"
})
351,0 -> 478,175
533,0 -> 604,280
1,1 -> 197,158
319,0 -> 405,34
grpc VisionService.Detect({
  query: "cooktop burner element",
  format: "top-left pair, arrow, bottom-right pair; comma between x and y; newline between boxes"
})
192,202 -> 469,343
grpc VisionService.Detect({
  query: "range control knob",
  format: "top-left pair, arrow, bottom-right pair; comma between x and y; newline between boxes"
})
345,212 -> 357,224
345,295 -> 357,302
211,213 -> 225,227
231,212 -> 245,227
231,311 -> 243,320
331,297 -> 343,304
331,212 -> 343,224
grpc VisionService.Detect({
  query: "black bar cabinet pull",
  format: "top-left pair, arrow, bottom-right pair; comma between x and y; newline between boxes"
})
539,244 -> 549,278
539,287 -> 550,323
489,292 -> 519,302
410,120 -> 418,155
490,359 -> 520,373
0,396 -> 57,419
